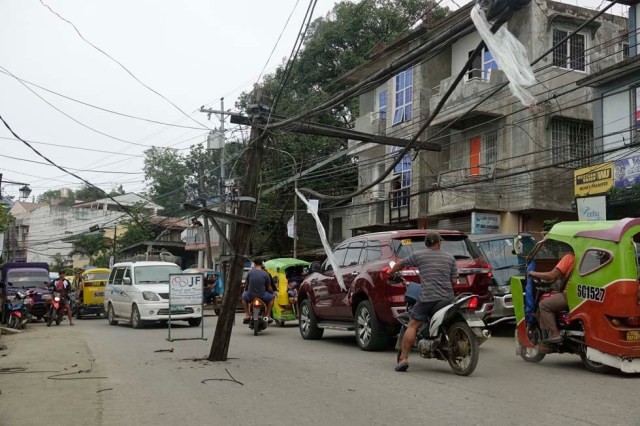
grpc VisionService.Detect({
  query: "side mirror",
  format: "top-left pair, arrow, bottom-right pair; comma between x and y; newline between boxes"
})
123,277 -> 132,285
310,262 -> 322,273
513,235 -> 523,255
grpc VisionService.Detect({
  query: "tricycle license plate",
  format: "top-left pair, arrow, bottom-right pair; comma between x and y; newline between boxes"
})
170,306 -> 185,313
626,331 -> 640,341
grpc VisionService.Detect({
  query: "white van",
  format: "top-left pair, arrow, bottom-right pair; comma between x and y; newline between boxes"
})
104,261 -> 202,328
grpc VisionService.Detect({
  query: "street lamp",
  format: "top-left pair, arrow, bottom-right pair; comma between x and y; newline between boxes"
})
268,148 -> 299,258
0,173 -> 31,200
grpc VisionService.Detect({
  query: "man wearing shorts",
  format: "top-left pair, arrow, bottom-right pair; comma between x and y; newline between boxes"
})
388,232 -> 458,372
242,259 -> 274,324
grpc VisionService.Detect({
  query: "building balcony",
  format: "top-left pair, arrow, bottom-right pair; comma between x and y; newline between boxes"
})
429,69 -> 509,128
181,227 -> 219,251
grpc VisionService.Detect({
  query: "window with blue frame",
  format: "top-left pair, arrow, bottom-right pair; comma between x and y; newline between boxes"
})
391,146 -> 411,207
392,68 -> 413,125
378,90 -> 387,119
467,48 -> 497,80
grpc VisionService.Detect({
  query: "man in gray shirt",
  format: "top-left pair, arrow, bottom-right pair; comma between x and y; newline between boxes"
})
388,232 -> 458,372
242,259 -> 275,324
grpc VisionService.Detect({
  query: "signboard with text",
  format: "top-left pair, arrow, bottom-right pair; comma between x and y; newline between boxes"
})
169,273 -> 203,306
577,196 -> 607,221
574,163 -> 614,196
471,212 -> 500,234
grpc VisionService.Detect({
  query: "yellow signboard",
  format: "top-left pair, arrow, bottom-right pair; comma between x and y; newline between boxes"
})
574,162 -> 614,196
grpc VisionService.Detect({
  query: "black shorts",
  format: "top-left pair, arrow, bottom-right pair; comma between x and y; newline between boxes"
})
410,299 -> 452,322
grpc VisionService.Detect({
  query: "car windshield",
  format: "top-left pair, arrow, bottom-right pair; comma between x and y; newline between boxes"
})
134,265 -> 182,284
393,235 -> 480,260
6,270 -> 50,288
84,273 -> 109,281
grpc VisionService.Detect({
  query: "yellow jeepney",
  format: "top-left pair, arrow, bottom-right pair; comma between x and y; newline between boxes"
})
74,268 -> 110,319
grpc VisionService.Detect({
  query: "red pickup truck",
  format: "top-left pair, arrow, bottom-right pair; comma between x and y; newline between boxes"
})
297,229 -> 493,351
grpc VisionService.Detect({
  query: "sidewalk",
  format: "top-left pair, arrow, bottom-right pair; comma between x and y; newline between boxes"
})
0,321 -> 107,426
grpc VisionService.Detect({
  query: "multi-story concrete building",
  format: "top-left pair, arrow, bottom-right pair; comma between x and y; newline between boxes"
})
329,0 -> 627,240
578,0 -> 640,219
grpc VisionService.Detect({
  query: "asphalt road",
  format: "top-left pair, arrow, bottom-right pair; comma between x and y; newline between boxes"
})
2,314 -> 639,426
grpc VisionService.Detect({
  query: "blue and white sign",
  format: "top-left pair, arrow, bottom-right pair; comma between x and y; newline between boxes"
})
577,196 -> 607,221
614,155 -> 640,188
471,212 -> 500,234
169,273 -> 203,306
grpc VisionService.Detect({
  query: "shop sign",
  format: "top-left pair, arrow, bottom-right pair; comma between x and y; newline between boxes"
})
574,163 -> 614,196
577,196 -> 607,221
471,212 -> 500,234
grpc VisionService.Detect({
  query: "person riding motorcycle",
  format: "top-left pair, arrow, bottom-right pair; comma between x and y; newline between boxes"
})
242,259 -> 274,324
52,271 -> 74,326
388,231 -> 458,372
528,249 -> 575,343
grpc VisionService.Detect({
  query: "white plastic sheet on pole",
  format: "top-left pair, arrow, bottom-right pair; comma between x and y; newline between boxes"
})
296,189 -> 346,291
287,215 -> 295,238
470,3 -> 536,107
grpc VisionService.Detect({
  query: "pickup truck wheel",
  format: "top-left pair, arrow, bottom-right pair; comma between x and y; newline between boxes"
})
355,300 -> 388,351
107,304 -> 118,326
188,318 -> 201,327
299,299 -> 323,340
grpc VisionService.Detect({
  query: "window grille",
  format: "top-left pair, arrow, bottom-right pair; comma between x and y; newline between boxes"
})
551,119 -> 593,168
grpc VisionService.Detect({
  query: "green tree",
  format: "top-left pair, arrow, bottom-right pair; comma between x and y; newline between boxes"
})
116,202 -> 159,250
143,147 -> 191,217
50,253 -> 68,272
69,234 -> 109,263
74,184 -> 106,203
36,189 -> 75,206
0,200 -> 14,234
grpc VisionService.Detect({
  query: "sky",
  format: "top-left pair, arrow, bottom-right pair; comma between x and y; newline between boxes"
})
0,0 -> 626,202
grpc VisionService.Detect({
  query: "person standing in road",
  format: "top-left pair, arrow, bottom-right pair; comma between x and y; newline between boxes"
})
241,259 -> 274,324
54,271 -> 74,326
387,232 -> 458,372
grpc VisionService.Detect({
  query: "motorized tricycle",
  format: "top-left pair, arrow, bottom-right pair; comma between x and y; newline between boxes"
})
265,258 -> 309,327
510,218 -> 640,374
73,268 -> 109,319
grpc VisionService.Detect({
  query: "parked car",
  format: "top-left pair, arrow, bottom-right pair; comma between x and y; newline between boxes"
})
2,262 -> 51,321
297,229 -> 494,351
104,261 -> 202,328
469,233 -> 536,326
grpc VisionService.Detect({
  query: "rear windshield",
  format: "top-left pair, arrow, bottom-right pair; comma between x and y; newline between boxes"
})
392,235 -> 480,260
84,273 -> 109,281
477,236 -> 536,270
134,265 -> 182,284
6,270 -> 50,288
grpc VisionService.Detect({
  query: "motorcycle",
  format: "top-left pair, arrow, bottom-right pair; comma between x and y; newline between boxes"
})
5,292 -> 25,329
248,298 -> 269,336
45,292 -> 70,327
394,293 -> 490,376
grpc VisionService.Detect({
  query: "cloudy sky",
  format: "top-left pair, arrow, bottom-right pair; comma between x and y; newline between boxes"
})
0,0 -> 625,201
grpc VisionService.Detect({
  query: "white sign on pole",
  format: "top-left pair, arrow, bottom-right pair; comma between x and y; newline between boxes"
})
577,196 -> 607,221
471,212 -> 501,234
169,273 -> 203,306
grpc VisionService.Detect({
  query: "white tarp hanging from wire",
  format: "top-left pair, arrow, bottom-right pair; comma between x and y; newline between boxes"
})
470,3 -> 536,107
295,189 -> 346,291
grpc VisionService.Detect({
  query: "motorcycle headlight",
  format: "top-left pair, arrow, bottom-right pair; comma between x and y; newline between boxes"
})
142,291 -> 160,301
54,296 -> 61,302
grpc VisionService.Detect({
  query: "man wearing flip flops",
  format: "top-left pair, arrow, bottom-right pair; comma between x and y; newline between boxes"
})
387,232 -> 458,372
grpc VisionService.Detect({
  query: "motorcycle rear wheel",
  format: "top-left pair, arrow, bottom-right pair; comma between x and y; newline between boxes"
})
55,312 -> 62,326
446,322 -> 479,376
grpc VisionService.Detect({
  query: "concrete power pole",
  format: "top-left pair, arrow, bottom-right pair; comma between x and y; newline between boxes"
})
208,90 -> 267,361
199,164 -> 213,269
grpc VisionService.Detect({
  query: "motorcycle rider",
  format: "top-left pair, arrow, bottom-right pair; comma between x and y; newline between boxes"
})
388,232 -> 458,372
241,259 -> 274,324
53,271 -> 74,326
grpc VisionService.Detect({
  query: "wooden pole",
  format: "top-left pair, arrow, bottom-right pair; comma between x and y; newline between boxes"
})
208,96 -> 265,361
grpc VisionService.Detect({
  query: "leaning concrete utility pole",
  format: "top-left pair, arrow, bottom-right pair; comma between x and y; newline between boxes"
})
208,89 -> 267,361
